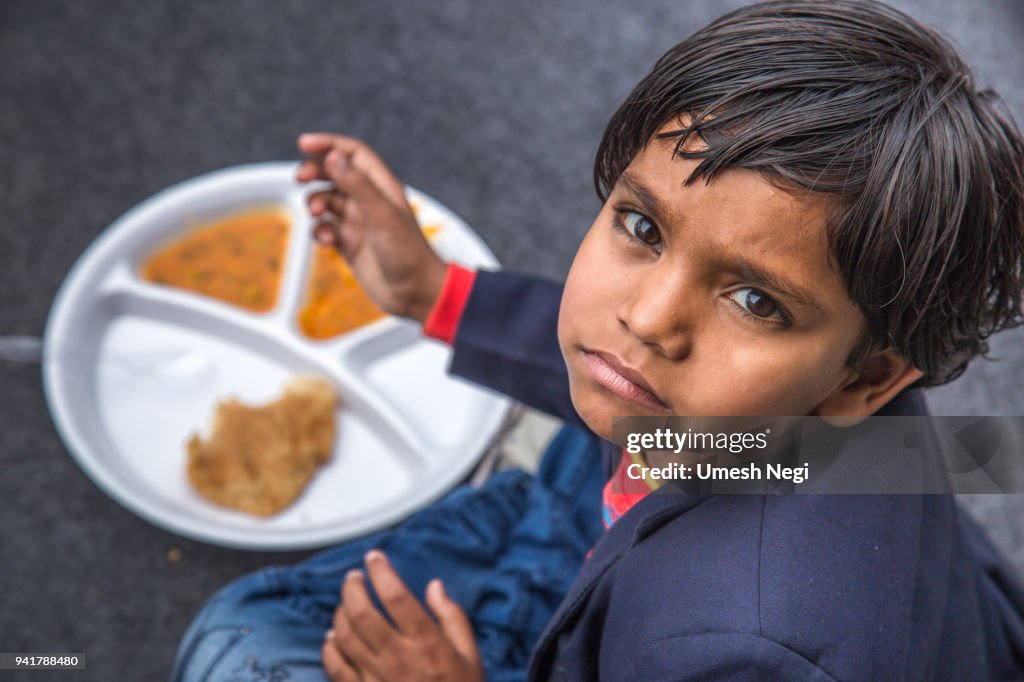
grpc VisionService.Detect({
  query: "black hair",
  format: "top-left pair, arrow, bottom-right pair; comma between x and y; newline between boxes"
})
595,0 -> 1024,386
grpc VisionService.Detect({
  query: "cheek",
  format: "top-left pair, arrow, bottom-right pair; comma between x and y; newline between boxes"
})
559,227 -> 612,342
572,388 -> 619,441
694,337 -> 849,415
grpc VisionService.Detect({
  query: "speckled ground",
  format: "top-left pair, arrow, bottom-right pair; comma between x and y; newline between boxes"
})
1,1 -> 1022,679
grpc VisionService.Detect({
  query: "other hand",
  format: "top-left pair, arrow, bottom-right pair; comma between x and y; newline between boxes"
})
321,549 -> 485,682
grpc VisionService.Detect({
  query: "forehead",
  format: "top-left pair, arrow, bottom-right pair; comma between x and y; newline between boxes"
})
622,128 -> 842,291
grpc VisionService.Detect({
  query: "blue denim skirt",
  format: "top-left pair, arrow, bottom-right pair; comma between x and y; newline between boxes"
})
171,425 -> 605,682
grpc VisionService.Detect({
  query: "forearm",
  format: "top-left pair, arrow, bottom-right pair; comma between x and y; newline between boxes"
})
424,265 -> 586,429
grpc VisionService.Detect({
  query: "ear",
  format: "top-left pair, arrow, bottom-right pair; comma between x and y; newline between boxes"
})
814,348 -> 924,426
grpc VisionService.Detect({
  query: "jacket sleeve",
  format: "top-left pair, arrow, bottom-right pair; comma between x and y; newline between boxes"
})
446,268 -> 586,428
628,632 -> 838,682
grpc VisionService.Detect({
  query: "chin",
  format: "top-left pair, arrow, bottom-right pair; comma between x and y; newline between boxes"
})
567,382 -> 617,441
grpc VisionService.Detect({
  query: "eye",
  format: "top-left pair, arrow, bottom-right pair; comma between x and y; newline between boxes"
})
728,287 -> 785,322
622,210 -> 662,247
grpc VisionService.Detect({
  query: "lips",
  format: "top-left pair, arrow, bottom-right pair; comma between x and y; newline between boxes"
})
579,349 -> 669,411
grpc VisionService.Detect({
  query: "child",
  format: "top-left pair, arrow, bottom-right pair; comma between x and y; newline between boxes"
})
173,1 -> 1024,679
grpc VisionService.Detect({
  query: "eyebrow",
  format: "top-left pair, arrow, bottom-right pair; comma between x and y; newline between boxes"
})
616,170 -> 668,222
737,259 -> 821,310
614,170 -> 822,311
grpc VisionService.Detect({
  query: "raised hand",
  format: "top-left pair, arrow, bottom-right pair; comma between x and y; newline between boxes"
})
297,133 -> 448,323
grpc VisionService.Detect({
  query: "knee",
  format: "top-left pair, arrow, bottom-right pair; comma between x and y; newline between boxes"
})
172,568 -> 324,682
172,571 -> 261,681
172,621 -> 256,682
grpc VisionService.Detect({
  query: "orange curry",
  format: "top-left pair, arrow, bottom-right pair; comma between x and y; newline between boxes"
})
297,245 -> 387,339
141,207 -> 290,313
297,212 -> 441,339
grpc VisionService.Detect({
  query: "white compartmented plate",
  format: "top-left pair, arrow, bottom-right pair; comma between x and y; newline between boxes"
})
43,162 -> 511,550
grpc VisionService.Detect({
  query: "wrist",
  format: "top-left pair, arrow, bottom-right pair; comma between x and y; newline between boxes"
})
422,263 -> 477,343
405,256 -> 449,324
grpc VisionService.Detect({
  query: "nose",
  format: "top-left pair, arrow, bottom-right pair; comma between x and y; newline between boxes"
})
617,265 -> 695,360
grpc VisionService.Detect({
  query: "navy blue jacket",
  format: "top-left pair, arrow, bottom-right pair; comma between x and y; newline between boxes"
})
449,269 -> 1024,681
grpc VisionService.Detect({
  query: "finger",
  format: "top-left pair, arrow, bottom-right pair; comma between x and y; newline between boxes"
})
332,603 -> 381,676
427,579 -> 480,664
313,221 -> 340,247
363,550 -> 436,637
324,152 -> 403,227
341,569 -> 396,653
297,132 -> 347,155
296,158 -> 330,183
299,133 -> 407,205
321,631 -> 360,682
307,189 -> 348,218
313,212 -> 362,259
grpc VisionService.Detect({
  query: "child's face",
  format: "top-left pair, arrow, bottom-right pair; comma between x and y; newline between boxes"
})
558,125 -> 868,439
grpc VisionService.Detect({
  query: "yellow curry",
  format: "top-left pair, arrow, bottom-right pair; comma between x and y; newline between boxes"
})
297,217 -> 440,340
141,207 -> 290,312
297,246 -> 387,339
141,201 -> 440,337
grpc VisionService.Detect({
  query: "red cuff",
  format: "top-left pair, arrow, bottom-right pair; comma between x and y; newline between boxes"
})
422,263 -> 477,345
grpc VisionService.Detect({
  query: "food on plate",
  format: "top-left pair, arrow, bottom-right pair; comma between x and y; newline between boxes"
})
186,376 -> 337,516
411,201 -> 443,242
141,207 -> 290,312
297,244 -> 388,339
297,209 -> 441,340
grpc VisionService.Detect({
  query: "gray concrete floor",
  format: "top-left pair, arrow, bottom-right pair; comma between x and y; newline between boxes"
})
1,1 -> 1022,679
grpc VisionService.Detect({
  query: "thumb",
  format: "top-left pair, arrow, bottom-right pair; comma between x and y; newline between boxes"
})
426,579 -> 478,663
